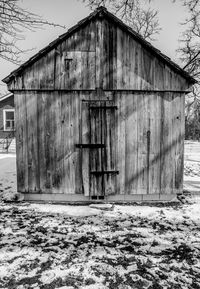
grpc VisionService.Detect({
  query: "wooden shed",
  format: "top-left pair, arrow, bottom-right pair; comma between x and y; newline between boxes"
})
3,7 -> 195,202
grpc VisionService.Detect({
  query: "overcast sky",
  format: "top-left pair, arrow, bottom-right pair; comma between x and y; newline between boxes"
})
0,0 -> 188,94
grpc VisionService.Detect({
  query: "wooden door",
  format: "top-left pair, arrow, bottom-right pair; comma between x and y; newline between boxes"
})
79,99 -> 118,199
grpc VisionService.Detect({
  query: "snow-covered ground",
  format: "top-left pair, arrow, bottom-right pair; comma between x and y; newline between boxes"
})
0,142 -> 200,288
1,201 -> 200,289
0,154 -> 17,201
184,141 -> 200,192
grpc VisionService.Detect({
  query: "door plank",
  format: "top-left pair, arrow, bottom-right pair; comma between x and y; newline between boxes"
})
81,92 -> 91,196
125,93 -> 138,194
103,100 -> 116,195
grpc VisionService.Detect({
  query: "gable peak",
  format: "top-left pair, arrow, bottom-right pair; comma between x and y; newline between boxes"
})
95,6 -> 107,16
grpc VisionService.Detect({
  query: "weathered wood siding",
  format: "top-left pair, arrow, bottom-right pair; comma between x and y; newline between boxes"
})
8,18 -> 189,91
11,12 -> 190,198
14,90 -> 184,195
102,19 -> 188,91
15,91 -> 83,194
115,91 -> 185,195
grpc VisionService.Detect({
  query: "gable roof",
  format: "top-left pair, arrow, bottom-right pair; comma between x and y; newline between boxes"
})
2,6 -> 196,85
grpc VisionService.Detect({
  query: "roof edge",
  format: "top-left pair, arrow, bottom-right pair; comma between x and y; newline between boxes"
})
0,92 -> 13,102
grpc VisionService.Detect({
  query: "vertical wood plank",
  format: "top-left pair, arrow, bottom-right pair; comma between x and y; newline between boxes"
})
116,92 -> 126,194
116,27 -> 123,89
123,34 -> 130,89
129,37 -> 136,89
26,92 -> 39,192
96,19 -> 104,88
55,42 -> 65,90
149,93 -> 161,194
112,24 -> 117,90
62,92 -> 80,194
137,93 -> 148,194
14,93 -> 22,191
62,92 -> 72,194
171,93 -> 178,193
14,93 -> 28,192
46,49 -> 55,89
81,93 -> 91,196
90,98 -> 102,197
37,92 -> 47,192
103,100 -> 116,195
173,93 -> 184,193
125,93 -> 138,194
160,92 -> 173,194
52,92 -> 63,193
179,93 -> 185,193
74,92 -> 82,194
69,92 -> 75,193
103,19 -> 109,89
135,43 -> 142,90
82,52 -> 96,89
48,92 -> 55,192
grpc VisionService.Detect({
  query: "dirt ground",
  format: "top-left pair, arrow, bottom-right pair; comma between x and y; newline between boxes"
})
0,143 -> 200,289
1,202 -> 200,289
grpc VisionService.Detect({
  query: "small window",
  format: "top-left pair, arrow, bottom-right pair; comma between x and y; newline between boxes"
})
3,109 -> 15,131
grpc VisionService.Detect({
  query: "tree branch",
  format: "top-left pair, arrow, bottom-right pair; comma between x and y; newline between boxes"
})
0,0 -> 65,64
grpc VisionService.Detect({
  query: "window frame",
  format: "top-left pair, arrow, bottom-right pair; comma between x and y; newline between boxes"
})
3,109 -> 15,131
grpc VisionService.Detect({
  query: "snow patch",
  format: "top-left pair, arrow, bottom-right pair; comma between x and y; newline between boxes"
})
28,204 -> 102,217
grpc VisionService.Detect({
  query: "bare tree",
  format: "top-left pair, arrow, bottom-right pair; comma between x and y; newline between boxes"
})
176,0 -> 200,139
82,0 -> 161,41
178,0 -> 200,77
0,0 -> 64,64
